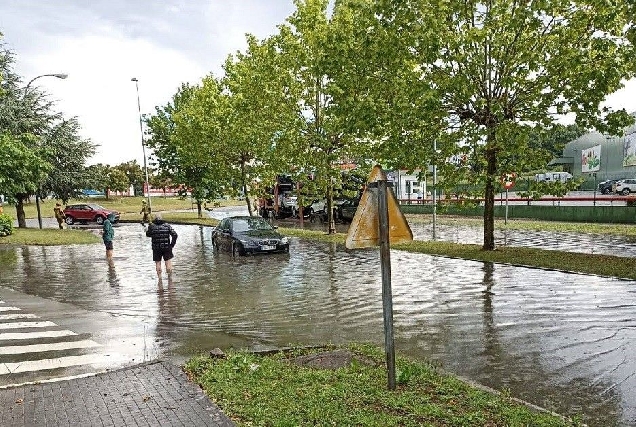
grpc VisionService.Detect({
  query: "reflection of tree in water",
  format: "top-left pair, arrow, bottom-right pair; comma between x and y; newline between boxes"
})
478,261 -> 621,425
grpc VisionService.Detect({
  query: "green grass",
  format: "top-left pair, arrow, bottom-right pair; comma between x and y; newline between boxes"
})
406,214 -> 636,236
0,228 -> 101,245
185,344 -> 579,426
2,196 -> 246,220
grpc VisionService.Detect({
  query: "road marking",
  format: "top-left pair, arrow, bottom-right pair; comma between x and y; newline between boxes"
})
0,314 -> 38,320
0,340 -> 100,355
0,321 -> 57,330
0,307 -> 21,312
0,330 -> 77,341
0,353 -> 106,375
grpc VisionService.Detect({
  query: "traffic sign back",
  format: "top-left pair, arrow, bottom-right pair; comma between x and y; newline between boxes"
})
345,165 -> 413,249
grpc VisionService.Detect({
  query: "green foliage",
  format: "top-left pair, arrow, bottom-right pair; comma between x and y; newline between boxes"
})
0,213 -> 13,237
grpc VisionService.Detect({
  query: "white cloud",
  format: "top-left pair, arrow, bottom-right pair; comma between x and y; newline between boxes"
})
18,33 -> 206,166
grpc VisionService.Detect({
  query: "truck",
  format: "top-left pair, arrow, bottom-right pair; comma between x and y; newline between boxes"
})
534,172 -> 572,183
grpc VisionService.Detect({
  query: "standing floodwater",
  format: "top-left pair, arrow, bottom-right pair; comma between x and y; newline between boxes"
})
1,223 -> 636,426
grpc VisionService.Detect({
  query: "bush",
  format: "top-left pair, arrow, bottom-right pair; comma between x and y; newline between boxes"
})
0,213 -> 14,237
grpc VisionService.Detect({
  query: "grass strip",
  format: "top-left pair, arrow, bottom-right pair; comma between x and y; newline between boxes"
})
0,228 -> 101,245
185,343 -> 579,426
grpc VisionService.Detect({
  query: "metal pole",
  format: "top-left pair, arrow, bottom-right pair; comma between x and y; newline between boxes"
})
432,140 -> 437,239
505,188 -> 509,225
24,73 -> 68,229
377,179 -> 396,390
131,78 -> 151,211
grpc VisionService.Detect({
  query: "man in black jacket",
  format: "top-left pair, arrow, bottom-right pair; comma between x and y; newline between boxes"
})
145,213 -> 178,277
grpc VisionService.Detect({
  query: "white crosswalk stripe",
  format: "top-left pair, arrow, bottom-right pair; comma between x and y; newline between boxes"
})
0,340 -> 100,355
0,313 -> 38,320
0,299 -> 109,386
0,321 -> 57,330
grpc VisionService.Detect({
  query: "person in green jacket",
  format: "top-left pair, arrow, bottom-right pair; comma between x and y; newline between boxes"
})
102,212 -> 115,260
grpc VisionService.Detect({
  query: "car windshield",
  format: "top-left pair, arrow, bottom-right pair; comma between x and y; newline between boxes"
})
231,218 -> 274,233
87,204 -> 106,210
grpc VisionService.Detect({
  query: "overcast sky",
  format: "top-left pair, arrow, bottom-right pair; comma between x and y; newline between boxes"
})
0,0 -> 296,166
1,1 -> 635,167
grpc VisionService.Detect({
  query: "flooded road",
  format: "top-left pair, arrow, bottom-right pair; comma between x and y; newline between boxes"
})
1,223 -> 636,426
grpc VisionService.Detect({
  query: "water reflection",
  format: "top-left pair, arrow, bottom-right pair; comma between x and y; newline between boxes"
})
0,224 -> 635,425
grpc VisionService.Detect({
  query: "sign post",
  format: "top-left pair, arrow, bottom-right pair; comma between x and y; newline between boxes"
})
501,173 -> 516,225
346,165 -> 413,390
377,179 -> 396,389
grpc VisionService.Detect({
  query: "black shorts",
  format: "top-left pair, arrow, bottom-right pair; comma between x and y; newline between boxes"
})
104,241 -> 113,250
152,247 -> 174,262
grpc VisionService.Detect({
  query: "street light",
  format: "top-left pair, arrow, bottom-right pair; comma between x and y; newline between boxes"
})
131,77 -> 151,211
24,73 -> 69,229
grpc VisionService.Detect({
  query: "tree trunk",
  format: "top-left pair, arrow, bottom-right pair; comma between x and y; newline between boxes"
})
326,182 -> 336,234
15,196 -> 27,228
483,131 -> 497,250
246,197 -> 254,216
197,201 -> 202,218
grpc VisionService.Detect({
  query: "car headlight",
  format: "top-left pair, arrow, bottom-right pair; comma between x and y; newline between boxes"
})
240,239 -> 258,247
280,237 -> 289,244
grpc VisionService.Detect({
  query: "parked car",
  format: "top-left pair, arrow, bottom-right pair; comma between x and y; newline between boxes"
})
211,216 -> 290,256
337,198 -> 360,223
598,179 -> 622,194
614,179 -> 636,195
63,203 -> 120,225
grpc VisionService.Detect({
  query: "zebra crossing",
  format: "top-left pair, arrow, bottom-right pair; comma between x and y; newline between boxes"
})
0,299 -> 108,387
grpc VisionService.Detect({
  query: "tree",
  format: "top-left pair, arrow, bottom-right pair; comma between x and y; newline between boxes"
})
41,118 -> 96,203
0,133 -> 50,226
270,0 -> 375,231
1,39 -> 94,225
361,0 -> 636,249
113,160 -> 144,195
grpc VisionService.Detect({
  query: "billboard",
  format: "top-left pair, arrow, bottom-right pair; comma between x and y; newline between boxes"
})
581,145 -> 601,173
623,132 -> 636,167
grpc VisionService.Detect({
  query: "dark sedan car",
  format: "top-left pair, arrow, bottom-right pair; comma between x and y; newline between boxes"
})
597,179 -> 622,195
337,198 -> 359,223
212,216 -> 290,256
63,203 -> 120,225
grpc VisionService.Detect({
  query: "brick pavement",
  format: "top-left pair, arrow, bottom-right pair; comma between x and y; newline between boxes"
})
0,360 -> 235,426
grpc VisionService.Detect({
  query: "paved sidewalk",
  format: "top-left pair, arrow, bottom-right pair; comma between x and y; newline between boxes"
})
0,360 -> 235,426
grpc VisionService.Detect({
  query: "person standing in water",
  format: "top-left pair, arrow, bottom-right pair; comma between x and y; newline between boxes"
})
102,212 -> 115,260
145,213 -> 178,277
140,199 -> 151,224
53,202 -> 66,229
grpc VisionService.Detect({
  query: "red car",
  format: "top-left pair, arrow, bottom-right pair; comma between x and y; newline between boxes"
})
63,203 -> 120,225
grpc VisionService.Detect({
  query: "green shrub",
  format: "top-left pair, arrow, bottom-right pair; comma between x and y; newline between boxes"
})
0,213 -> 14,237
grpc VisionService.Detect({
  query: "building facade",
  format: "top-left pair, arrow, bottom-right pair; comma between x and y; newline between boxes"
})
551,117 -> 636,182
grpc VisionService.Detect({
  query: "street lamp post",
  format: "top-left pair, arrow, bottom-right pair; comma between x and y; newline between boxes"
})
24,73 -> 68,229
131,78 -> 151,211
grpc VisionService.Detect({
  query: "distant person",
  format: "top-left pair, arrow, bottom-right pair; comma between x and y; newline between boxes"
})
145,213 -> 178,277
140,199 -> 151,224
53,202 -> 66,229
102,212 -> 116,260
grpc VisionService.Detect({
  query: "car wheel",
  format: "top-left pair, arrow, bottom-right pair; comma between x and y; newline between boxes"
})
232,242 -> 242,257
601,188 -> 609,195
65,216 -> 74,225
95,216 -> 105,225
621,189 -> 630,195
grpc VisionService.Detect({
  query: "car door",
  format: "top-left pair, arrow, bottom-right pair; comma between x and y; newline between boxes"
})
76,204 -> 91,221
215,219 -> 232,251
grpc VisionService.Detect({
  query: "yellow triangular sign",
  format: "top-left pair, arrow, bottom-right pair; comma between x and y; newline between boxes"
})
345,165 -> 413,249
